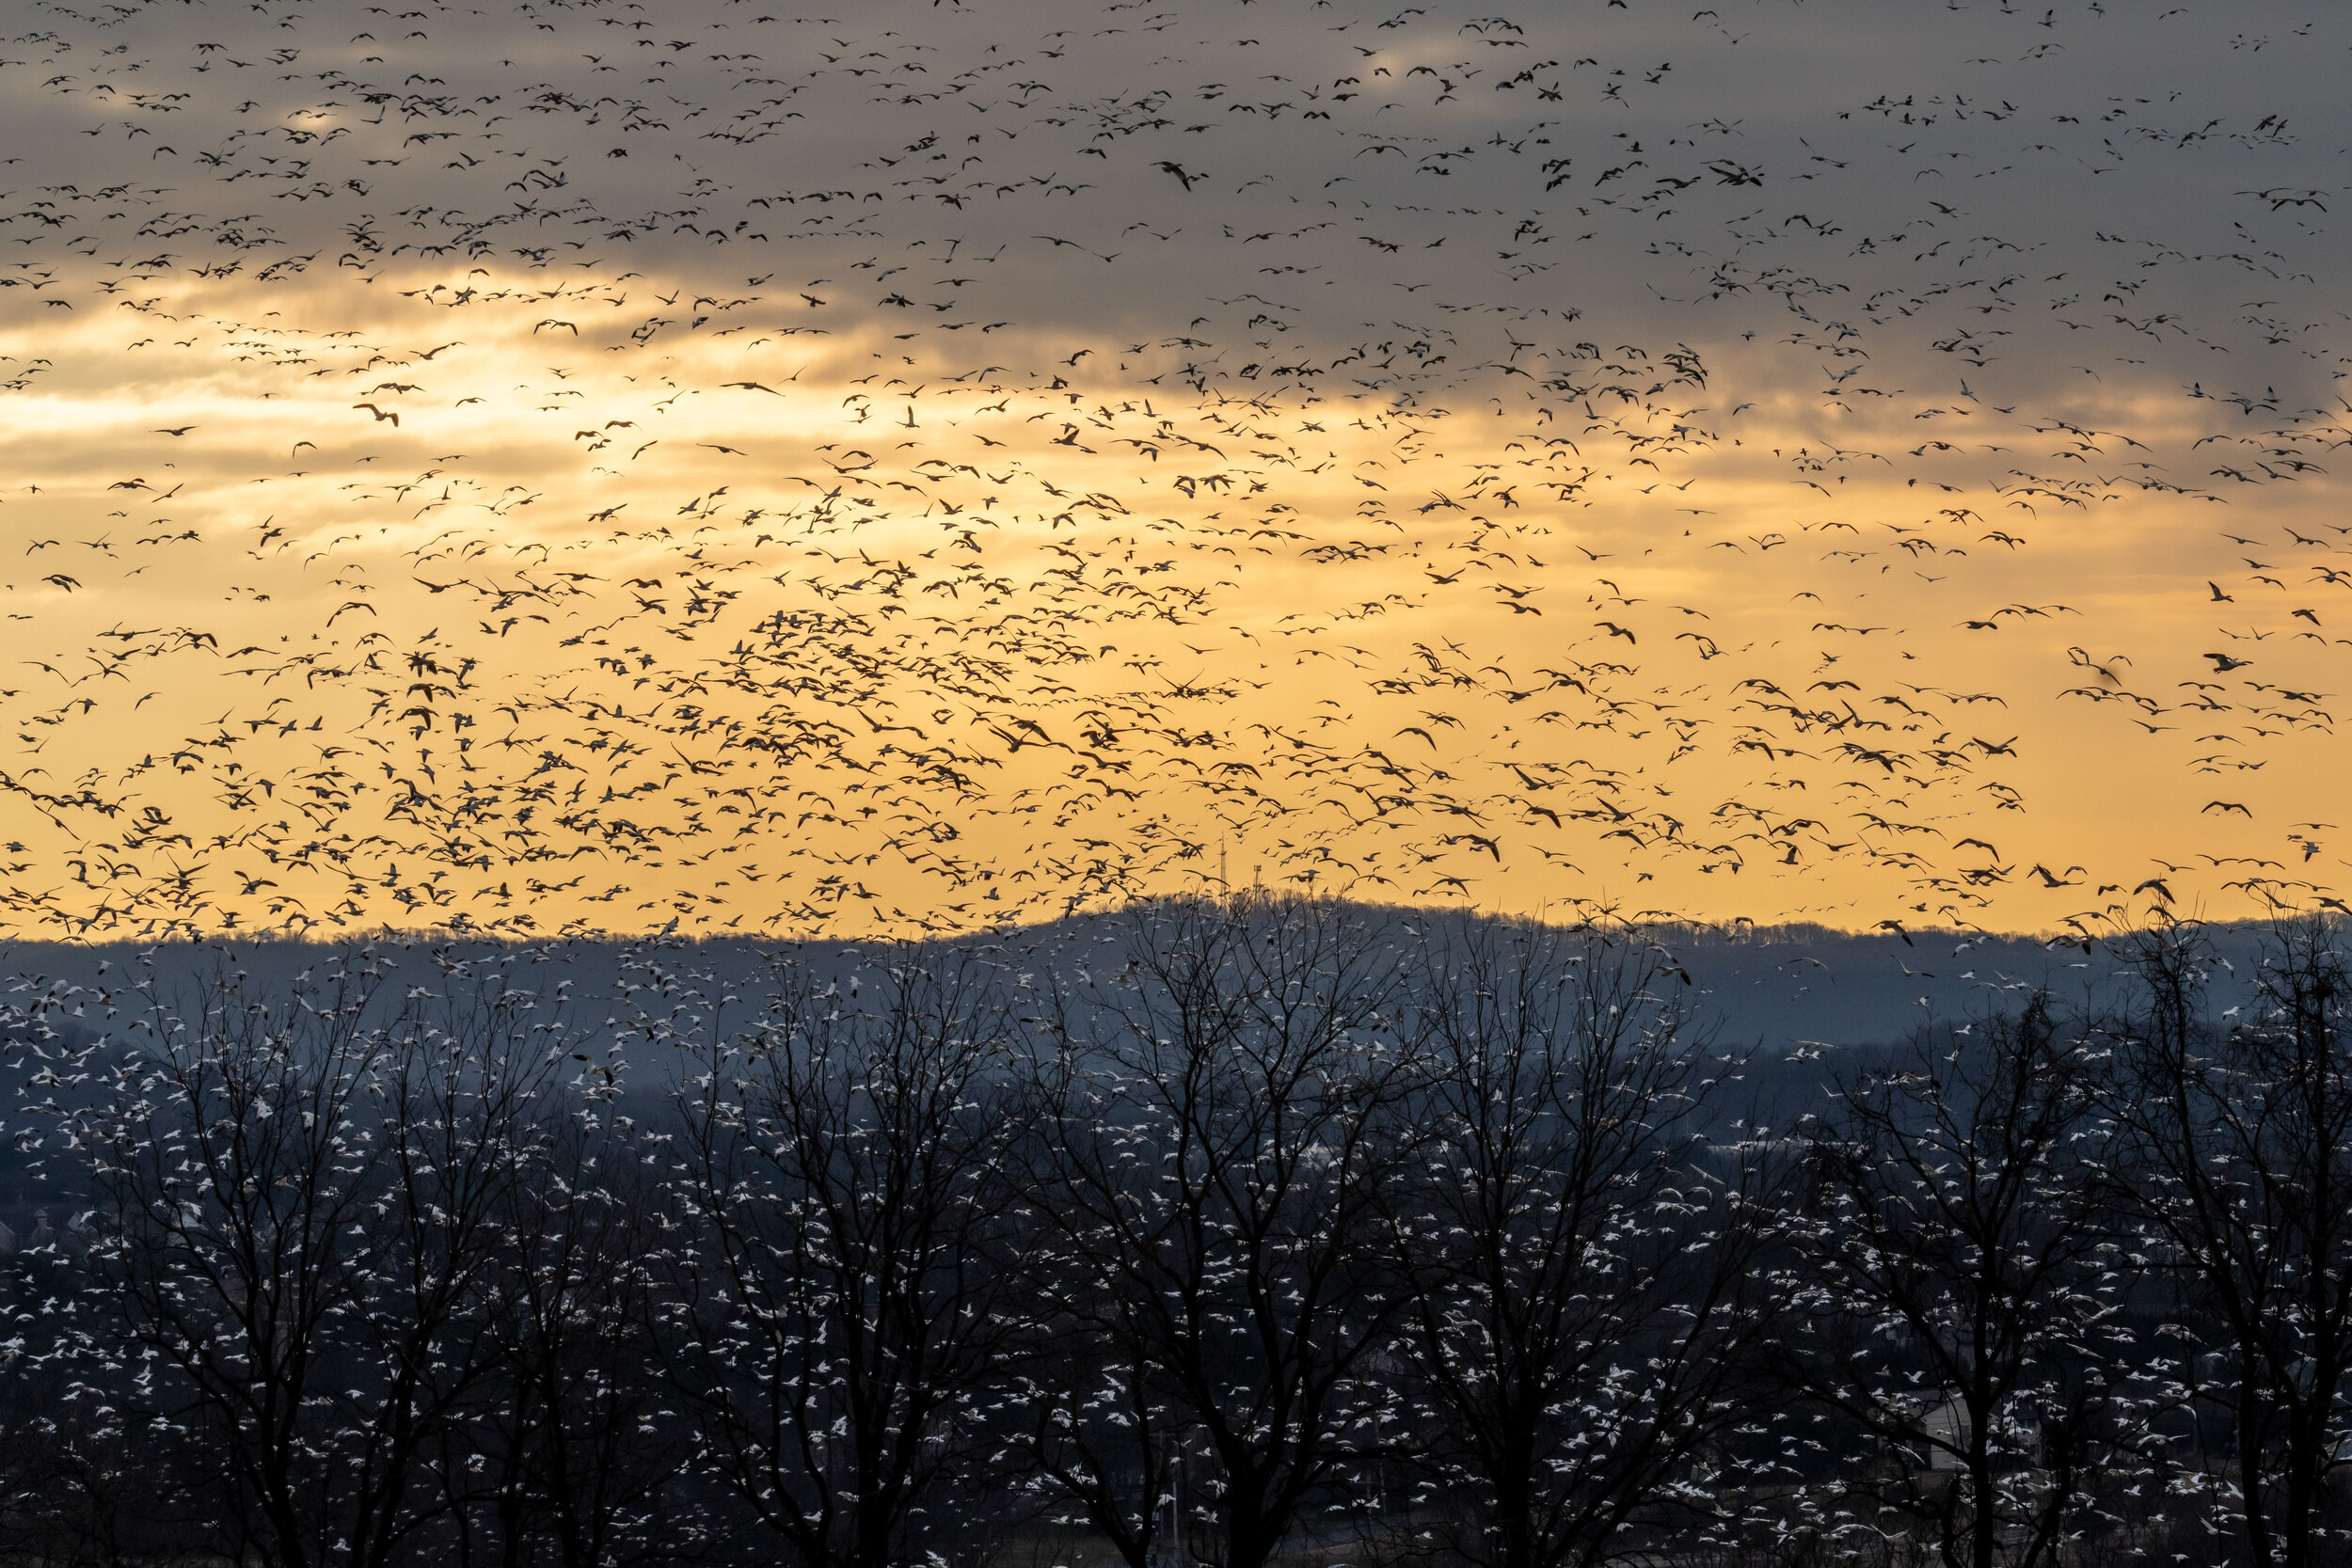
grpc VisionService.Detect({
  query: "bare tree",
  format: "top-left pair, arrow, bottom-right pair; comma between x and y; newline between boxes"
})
2100,918 -> 2352,1568
39,944 -> 564,1568
1017,895 -> 1425,1568
999,1227 -> 1184,1568
1391,921 -> 1774,1568
442,1089 -> 696,1568
653,942 -> 1035,1568
1784,993 -> 2144,1568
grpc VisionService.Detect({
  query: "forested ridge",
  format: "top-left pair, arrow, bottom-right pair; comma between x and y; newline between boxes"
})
1,899 -> 2347,1568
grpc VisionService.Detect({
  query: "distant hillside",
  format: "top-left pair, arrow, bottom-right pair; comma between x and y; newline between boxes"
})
0,900 -> 2308,1256
0,900 -> 2293,1061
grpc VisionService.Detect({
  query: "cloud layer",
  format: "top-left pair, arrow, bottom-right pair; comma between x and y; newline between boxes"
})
0,0 -> 2344,939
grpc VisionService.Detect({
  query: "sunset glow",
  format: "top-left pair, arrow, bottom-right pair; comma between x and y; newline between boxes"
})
0,0 -> 2344,940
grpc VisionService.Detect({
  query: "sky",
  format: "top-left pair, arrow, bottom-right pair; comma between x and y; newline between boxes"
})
0,0 -> 2344,942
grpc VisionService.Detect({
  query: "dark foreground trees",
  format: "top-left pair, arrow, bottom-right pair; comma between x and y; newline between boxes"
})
1015,898 -> 1425,1568
5,944 -> 685,1568
1395,921 -> 1774,1568
1782,993 -> 2149,1568
2096,924 -> 2352,1568
4,904 -> 2352,1568
66,951 -> 562,1568
657,947 -> 1037,1568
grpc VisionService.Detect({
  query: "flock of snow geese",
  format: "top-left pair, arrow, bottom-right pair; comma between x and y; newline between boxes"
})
0,0 -> 2343,942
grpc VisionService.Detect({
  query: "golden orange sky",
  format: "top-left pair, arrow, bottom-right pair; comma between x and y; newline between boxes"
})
0,0 -> 2344,941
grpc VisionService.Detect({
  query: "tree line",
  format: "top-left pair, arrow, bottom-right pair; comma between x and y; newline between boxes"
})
3,898 -> 2350,1568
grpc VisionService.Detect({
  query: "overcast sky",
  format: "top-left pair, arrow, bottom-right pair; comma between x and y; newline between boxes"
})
0,0 -> 2344,941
